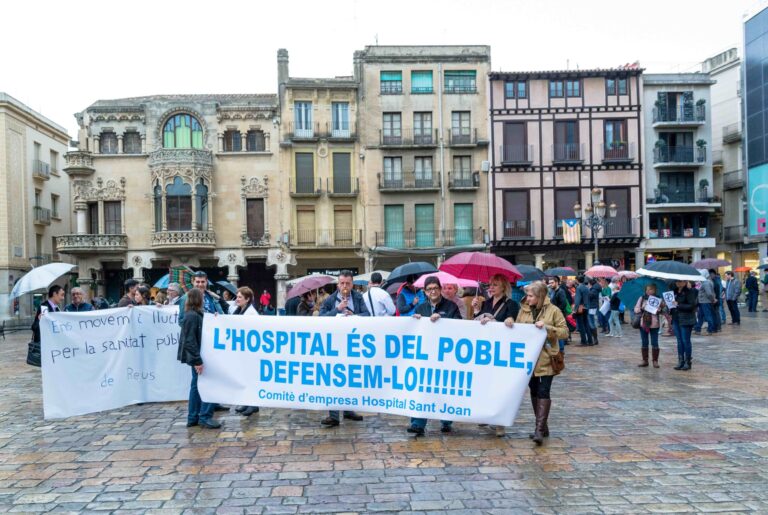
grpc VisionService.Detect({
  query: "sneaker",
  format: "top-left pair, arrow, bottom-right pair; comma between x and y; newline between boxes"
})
320,417 -> 340,427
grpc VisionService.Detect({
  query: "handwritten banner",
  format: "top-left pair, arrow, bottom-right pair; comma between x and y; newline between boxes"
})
40,307 -> 188,419
200,314 -> 547,426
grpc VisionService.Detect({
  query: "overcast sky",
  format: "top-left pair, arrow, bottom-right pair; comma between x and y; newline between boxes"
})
1,0 -> 760,138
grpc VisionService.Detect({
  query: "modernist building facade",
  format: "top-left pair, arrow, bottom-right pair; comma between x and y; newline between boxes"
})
488,68 -> 644,270
639,73 -> 717,264
355,46 -> 491,270
0,93 -> 71,319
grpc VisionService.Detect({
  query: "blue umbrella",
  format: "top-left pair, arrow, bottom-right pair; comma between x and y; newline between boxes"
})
153,274 -> 169,289
617,277 -> 669,312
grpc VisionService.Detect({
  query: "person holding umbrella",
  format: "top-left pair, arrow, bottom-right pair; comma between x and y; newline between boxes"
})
297,291 -> 318,316
472,274 -> 519,324
670,280 -> 698,371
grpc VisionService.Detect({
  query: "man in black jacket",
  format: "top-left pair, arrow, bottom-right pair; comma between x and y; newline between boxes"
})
548,276 -> 570,352
746,271 -> 759,312
573,276 -> 593,346
319,270 -> 369,427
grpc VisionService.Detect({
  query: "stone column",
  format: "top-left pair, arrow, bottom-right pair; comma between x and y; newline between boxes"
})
240,133 -> 247,152
77,277 -> 94,302
207,192 -> 214,231
534,253 -> 546,270
97,200 -> 104,234
584,251 -> 594,269
692,248 -> 703,263
75,202 -> 88,235
218,133 -> 224,153
275,273 -> 289,311
140,134 -> 146,153
161,191 -> 168,231
117,135 -> 123,154
634,248 -> 645,270
93,135 -> 100,154
265,132 -> 271,152
190,190 -> 198,231
227,265 -> 239,287
364,252 -> 374,274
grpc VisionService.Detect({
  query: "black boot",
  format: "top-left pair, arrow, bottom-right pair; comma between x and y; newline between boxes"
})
681,356 -> 691,371
532,399 -> 551,446
591,329 -> 599,345
673,355 -> 685,370
638,347 -> 649,367
528,394 -> 539,439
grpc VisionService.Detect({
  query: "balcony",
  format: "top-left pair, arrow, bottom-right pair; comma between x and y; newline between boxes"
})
375,229 -> 485,248
499,144 -> 534,166
63,151 -> 95,176
55,234 -> 128,255
723,169 -> 745,190
648,189 -> 695,204
448,171 -> 480,190
290,177 -> 322,197
723,225 -> 745,243
378,171 -> 440,192
554,218 -> 639,239
552,143 -> 585,164
722,122 -> 742,144
151,230 -> 216,251
148,148 -> 213,168
380,82 -> 403,95
601,142 -> 635,163
291,229 -> 362,248
652,146 -> 706,167
326,177 -> 359,197
285,122 -> 319,141
446,128 -> 484,147
649,226 -> 710,239
323,121 -> 357,141
379,129 -> 438,147
33,206 -> 51,226
652,105 -> 705,127
502,219 -> 535,240
32,160 -> 51,180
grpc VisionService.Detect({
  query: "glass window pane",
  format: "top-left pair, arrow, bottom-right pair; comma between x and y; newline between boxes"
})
415,204 -> 435,247
454,204 -> 473,245
384,205 -> 404,248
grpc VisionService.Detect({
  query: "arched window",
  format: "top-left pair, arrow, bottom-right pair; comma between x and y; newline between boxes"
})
195,181 -> 208,230
100,131 -> 118,154
162,114 -> 203,149
153,183 -> 162,231
165,177 -> 192,230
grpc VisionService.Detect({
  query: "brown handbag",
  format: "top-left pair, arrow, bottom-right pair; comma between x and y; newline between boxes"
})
550,351 -> 565,375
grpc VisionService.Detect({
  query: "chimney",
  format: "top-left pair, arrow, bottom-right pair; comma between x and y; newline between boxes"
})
277,49 -> 289,106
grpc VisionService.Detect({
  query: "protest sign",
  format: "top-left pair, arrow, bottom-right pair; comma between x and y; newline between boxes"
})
662,291 -> 677,308
200,314 -> 547,426
644,295 -> 661,314
40,306 -> 188,419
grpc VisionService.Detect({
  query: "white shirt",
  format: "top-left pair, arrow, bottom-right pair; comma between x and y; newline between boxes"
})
234,304 -> 259,316
363,286 -> 396,316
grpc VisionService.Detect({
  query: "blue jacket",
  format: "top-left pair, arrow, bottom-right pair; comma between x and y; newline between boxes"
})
574,284 -> 589,309
396,287 -> 426,316
178,290 -> 224,325
319,290 -> 370,316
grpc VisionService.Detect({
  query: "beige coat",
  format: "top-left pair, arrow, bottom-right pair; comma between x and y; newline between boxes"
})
515,297 -> 569,377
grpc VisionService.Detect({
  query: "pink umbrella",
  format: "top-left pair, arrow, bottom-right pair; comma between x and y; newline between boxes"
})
617,270 -> 639,279
413,271 -> 478,289
586,265 -> 618,279
285,275 -> 336,300
440,252 -> 522,283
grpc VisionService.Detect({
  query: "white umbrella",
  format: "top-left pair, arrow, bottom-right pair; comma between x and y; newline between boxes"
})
353,270 -> 390,283
10,263 -> 76,299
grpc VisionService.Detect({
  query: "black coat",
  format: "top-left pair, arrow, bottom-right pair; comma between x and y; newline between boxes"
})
415,297 -> 462,319
746,275 -> 759,292
177,310 -> 204,366
31,300 -> 61,343
476,296 -> 520,322
671,286 -> 698,327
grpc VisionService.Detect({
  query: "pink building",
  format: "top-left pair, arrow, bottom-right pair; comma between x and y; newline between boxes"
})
489,68 -> 645,270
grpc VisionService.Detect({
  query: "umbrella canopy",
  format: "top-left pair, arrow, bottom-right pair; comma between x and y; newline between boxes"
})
637,261 -> 703,282
617,277 -> 670,310
153,274 -> 170,289
693,258 -> 731,269
758,264 -> 768,271
353,270 -> 390,284
412,271 -> 478,289
11,263 -> 76,299
439,252 -> 522,283
733,266 -> 752,273
287,273 -> 337,287
618,270 -> 640,280
586,265 -> 618,279
387,262 -> 439,284
216,280 -> 238,296
544,266 -> 576,277
515,264 -> 546,283
286,275 -> 337,300
386,281 -> 404,295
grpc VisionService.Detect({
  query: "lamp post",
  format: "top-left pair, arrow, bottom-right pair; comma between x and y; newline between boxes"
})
574,188 -> 618,264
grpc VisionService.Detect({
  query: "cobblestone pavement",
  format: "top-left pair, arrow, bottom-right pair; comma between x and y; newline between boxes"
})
1,314 -> 767,514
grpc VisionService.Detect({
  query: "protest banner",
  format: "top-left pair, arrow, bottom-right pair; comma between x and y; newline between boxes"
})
200,314 -> 547,426
40,306 -> 189,419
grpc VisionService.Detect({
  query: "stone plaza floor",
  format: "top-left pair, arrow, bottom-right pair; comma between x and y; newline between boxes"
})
1,314 -> 767,514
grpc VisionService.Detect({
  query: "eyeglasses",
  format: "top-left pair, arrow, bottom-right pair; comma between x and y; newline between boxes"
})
425,287 -> 441,292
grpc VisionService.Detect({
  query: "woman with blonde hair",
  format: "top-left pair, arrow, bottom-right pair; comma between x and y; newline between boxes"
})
503,280 -> 568,444
472,273 -> 520,324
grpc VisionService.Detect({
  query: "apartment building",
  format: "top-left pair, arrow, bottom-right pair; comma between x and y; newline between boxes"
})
0,93 -> 71,318
488,68 -> 644,270
355,46 -> 491,270
639,73 -> 717,264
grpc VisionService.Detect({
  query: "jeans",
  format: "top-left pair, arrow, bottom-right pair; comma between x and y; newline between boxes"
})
597,310 -> 609,331
575,313 -> 592,344
558,339 -> 567,352
587,312 -> 597,330
747,291 -> 759,312
726,299 -> 741,323
718,301 -> 727,324
410,417 -> 452,429
529,375 -> 554,399
188,367 -> 214,424
609,310 -> 622,336
639,327 -> 659,349
694,303 -> 716,333
328,410 -> 358,421
673,321 -> 693,359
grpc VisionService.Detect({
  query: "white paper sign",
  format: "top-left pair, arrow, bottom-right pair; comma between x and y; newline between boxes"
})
644,295 -> 661,314
41,307 -> 189,419
662,291 -> 677,308
200,314 -> 547,426
599,298 -> 611,316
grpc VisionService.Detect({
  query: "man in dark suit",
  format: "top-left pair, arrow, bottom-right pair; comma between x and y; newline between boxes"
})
319,270 -> 369,427
31,285 -> 65,343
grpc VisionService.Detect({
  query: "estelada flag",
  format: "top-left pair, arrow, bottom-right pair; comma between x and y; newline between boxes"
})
562,219 -> 581,244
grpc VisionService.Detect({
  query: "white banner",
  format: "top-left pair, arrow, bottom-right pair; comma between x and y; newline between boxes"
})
41,306 -> 189,419
200,314 -> 547,426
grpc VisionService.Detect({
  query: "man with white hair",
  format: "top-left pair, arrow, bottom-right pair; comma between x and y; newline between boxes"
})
64,287 -> 94,312
166,283 -> 182,305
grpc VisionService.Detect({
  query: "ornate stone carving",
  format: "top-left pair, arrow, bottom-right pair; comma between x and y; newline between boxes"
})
151,230 -> 216,249
241,233 -> 271,247
148,148 -> 213,168
73,177 -> 127,203
240,175 -> 268,198
217,106 -> 276,123
215,249 -> 246,269
63,151 -> 95,176
55,234 -> 128,255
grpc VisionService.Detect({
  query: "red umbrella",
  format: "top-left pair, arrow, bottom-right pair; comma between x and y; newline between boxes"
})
439,252 -> 522,283
286,275 -> 336,300
586,265 -> 618,279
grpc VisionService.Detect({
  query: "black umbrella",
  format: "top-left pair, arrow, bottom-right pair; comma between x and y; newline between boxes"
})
516,264 -> 546,282
758,264 -> 768,271
216,280 -> 238,296
545,266 -> 577,277
637,261 -> 703,282
387,261 -> 438,285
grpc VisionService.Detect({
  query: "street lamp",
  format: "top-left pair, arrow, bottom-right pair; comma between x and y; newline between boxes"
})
574,188 -> 618,264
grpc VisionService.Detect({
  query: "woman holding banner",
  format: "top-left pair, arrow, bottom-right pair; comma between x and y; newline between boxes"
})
472,274 -> 520,324
231,287 -> 261,416
178,288 -> 222,429
504,281 -> 568,444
